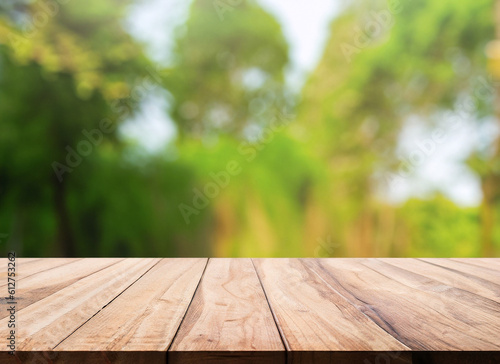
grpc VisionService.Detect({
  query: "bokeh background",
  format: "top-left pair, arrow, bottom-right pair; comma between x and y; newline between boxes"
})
0,0 -> 499,257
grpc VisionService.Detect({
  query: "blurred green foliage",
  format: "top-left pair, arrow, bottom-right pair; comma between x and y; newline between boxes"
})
0,0 -> 498,257
166,0 -> 290,137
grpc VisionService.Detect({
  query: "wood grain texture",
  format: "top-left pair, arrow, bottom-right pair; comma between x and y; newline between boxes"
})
421,258 -> 500,285
56,258 -> 207,361
1,258 -> 500,364
0,258 -> 79,287
0,258 -> 159,351
169,258 -> 285,364
380,258 -> 500,303
306,258 -> 500,351
253,258 -> 409,364
451,258 -> 500,271
0,258 -> 123,319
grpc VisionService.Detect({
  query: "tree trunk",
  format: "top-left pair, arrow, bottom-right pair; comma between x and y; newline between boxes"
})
480,176 -> 495,257
52,176 -> 76,257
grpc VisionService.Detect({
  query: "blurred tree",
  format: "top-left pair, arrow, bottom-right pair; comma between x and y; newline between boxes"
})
162,0 -> 317,256
0,0 -> 149,98
0,0 -> 153,256
296,0 -> 496,255
476,0 -> 500,256
165,0 -> 290,139
0,0 -> 497,258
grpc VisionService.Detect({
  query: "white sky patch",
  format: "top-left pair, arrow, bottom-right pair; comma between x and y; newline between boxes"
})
125,0 -> 190,65
383,115 -> 488,206
254,0 -> 340,89
120,89 -> 177,153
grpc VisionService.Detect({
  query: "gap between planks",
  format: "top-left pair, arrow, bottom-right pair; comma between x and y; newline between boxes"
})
4,258 -> 500,364
168,258 -> 285,364
53,258 -> 164,350
251,258 -> 290,354
165,257 -> 210,353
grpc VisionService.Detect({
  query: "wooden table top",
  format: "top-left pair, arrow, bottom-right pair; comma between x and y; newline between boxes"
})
1,258 -> 500,363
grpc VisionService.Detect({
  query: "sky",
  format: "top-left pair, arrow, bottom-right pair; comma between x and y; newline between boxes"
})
124,0 -> 484,206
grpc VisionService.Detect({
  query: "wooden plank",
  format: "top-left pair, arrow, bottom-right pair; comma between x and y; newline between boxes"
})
306,258 -> 500,351
450,258 -> 500,271
253,258 -> 410,364
13,258 -> 79,276
169,258 -> 285,364
0,258 -> 123,319
54,258 -> 207,362
0,258 -> 80,287
0,258 -> 159,352
379,258 -> 500,303
12,258 -> 39,263
0,258 -> 499,363
421,258 -> 500,285
6,258 -> 41,265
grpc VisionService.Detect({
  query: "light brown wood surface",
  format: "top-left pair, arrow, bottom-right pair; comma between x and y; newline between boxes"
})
0,258 -> 123,319
304,258 -> 500,351
0,258 -> 499,364
0,258 -> 159,351
169,258 -> 285,364
0,258 -> 79,287
57,258 -> 207,360
253,258 -> 411,364
422,258 -> 500,284
380,258 -> 500,303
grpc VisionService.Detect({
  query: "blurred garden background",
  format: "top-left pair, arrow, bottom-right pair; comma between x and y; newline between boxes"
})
0,0 -> 499,257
